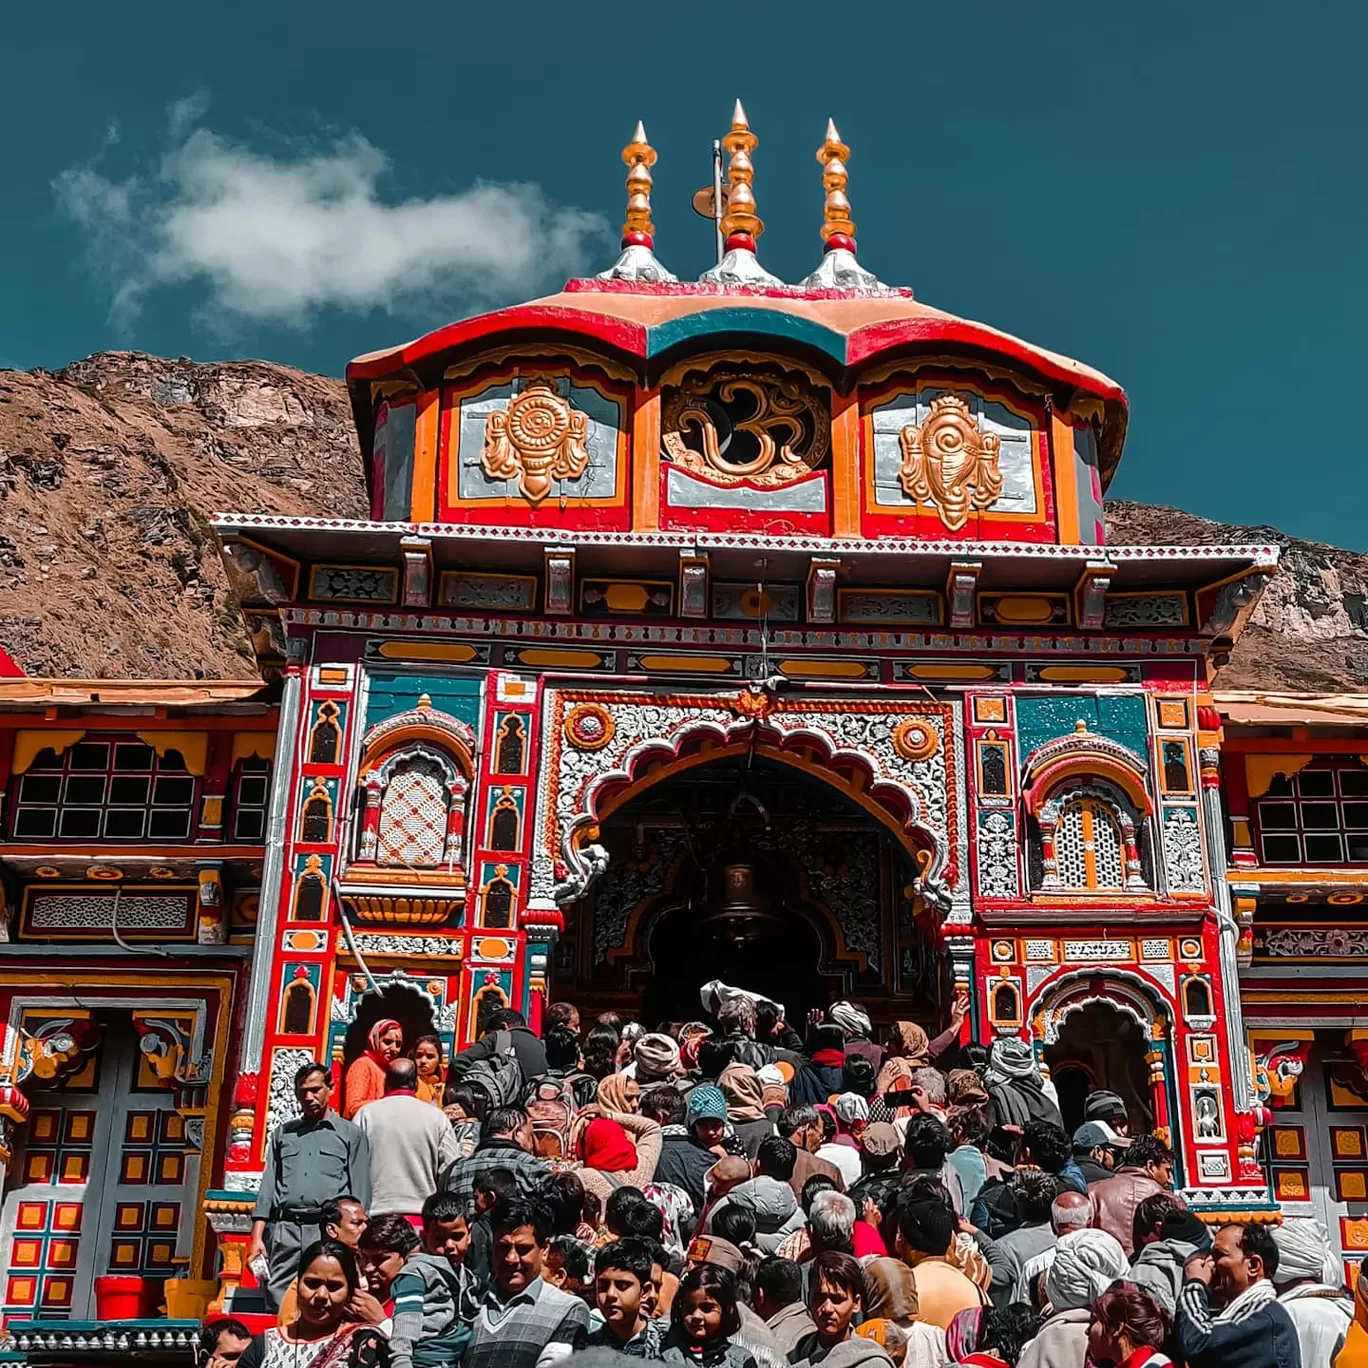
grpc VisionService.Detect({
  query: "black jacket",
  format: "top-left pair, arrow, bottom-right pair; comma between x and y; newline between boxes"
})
653,1132 -> 717,1210
1175,1282 -> 1303,1368
456,1025 -> 548,1082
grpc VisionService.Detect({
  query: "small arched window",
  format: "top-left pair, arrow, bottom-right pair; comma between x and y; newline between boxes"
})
488,792 -> 520,852
300,784 -> 332,844
309,702 -> 342,765
495,716 -> 526,775
1183,977 -> 1213,1019
1055,796 -> 1124,891
281,981 -> 315,1034
482,869 -> 515,928
992,982 -> 1021,1025
473,986 -> 506,1038
293,870 -> 326,921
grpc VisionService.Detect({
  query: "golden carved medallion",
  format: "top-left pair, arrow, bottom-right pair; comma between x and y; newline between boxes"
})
898,394 -> 1003,531
892,718 -> 939,762
663,367 -> 829,488
482,380 -> 591,504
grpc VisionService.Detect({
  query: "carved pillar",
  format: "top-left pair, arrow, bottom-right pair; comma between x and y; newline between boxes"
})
357,771 -> 383,861
1200,746 -> 1255,1113
197,862 -> 226,946
1146,1042 -> 1172,1147
442,777 -> 468,865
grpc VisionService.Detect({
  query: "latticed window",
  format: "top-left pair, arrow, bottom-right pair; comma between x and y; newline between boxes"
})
375,757 -> 449,867
12,739 -> 197,841
1056,797 -> 1124,890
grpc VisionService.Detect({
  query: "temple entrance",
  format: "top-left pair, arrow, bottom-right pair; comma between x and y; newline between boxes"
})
1043,999 -> 1155,1134
340,983 -> 438,1073
557,753 -> 938,1030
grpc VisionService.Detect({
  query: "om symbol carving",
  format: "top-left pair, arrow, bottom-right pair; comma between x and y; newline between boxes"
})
483,380 -> 591,504
898,393 -> 1004,531
663,367 -> 829,488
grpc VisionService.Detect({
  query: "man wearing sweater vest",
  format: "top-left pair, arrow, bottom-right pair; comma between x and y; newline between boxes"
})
1177,1222 -> 1303,1368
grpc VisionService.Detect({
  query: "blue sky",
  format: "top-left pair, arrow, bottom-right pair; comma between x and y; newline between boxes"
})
4,1 -> 1366,548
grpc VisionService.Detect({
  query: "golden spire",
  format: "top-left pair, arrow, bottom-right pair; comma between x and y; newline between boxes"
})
719,99 -> 763,245
817,118 -> 856,248
621,120 -> 657,246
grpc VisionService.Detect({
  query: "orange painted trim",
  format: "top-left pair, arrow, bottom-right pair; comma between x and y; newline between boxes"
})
409,390 -> 440,523
831,390 -> 860,538
633,388 -> 661,531
1051,411 -> 1080,544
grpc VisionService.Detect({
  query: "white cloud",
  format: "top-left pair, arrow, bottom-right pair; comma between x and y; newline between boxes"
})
55,114 -> 610,328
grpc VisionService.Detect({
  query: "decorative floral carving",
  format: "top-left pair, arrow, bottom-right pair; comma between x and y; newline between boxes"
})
893,718 -> 939,762
1262,927 -> 1368,957
1162,807 -> 1206,893
483,381 -> 590,504
976,810 -> 1017,898
564,703 -> 616,751
898,394 -> 1003,531
663,367 -> 829,487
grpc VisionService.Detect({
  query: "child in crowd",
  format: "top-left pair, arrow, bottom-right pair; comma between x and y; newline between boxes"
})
586,1236 -> 665,1357
663,1264 -> 758,1368
789,1251 -> 887,1368
545,1234 -> 593,1301
356,1213 -> 469,1368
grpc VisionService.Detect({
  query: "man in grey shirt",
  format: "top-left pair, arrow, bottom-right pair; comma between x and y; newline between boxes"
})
248,1061 -> 371,1310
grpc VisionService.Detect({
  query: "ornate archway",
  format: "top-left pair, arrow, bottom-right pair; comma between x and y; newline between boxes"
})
1033,968 -> 1174,1145
529,686 -> 964,915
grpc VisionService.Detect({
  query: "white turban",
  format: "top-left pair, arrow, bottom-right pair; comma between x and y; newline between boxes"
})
830,1000 -> 872,1036
1045,1228 -> 1128,1310
1271,1217 -> 1341,1288
834,1092 -> 870,1124
700,980 -> 784,1022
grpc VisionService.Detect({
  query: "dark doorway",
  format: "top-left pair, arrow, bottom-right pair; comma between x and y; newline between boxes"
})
342,983 -> 438,1072
641,867 -> 830,1028
1044,999 -> 1154,1134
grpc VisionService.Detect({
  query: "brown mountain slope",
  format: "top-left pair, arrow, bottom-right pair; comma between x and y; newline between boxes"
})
1,352 -> 1364,689
0,352 -> 364,678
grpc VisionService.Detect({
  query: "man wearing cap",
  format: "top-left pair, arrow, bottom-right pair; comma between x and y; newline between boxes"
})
1084,1088 -> 1130,1138
654,1083 -> 730,1210
847,1123 -> 902,1228
1072,1120 -> 1123,1185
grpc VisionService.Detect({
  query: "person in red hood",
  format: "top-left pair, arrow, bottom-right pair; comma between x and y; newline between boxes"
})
575,1112 -> 662,1208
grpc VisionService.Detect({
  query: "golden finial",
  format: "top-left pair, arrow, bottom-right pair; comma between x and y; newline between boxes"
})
817,118 -> 856,248
621,120 -> 657,247
719,99 -> 763,246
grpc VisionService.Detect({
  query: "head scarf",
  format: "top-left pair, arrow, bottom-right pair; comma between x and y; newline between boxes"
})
1045,1228 -> 1128,1311
597,1072 -> 636,1114
986,1036 -> 1038,1082
834,1092 -> 870,1125
830,1001 -> 872,1038
1271,1216 -> 1341,1287
366,1018 -> 402,1064
889,1022 -> 930,1066
719,1062 -> 767,1122
580,1117 -> 637,1173
862,1257 -> 920,1324
945,1307 -> 983,1363
634,1032 -> 682,1084
687,1084 -> 729,1126
947,1068 -> 990,1107
875,1055 -> 916,1100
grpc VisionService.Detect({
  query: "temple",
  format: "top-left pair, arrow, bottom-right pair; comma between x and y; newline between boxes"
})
0,108 -> 1364,1351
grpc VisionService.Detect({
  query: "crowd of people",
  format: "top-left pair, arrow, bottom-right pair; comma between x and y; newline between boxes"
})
210,986 -> 1368,1368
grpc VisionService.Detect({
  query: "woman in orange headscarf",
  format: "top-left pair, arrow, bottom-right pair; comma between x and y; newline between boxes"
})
343,1018 -> 403,1118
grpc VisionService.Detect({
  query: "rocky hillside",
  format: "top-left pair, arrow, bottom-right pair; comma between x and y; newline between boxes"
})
0,351 -> 1363,689
0,353 -> 364,678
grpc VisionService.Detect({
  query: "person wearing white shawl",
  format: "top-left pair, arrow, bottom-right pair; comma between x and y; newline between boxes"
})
1273,1217 -> 1353,1365
1018,1229 -> 1128,1368
984,1036 -> 1064,1130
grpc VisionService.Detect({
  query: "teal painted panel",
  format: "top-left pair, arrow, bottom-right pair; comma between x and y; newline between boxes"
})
646,307 -> 846,362
364,671 -> 484,729
1015,693 -> 1149,768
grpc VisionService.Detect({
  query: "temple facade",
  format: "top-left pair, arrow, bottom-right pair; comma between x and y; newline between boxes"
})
0,109 -> 1363,1347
